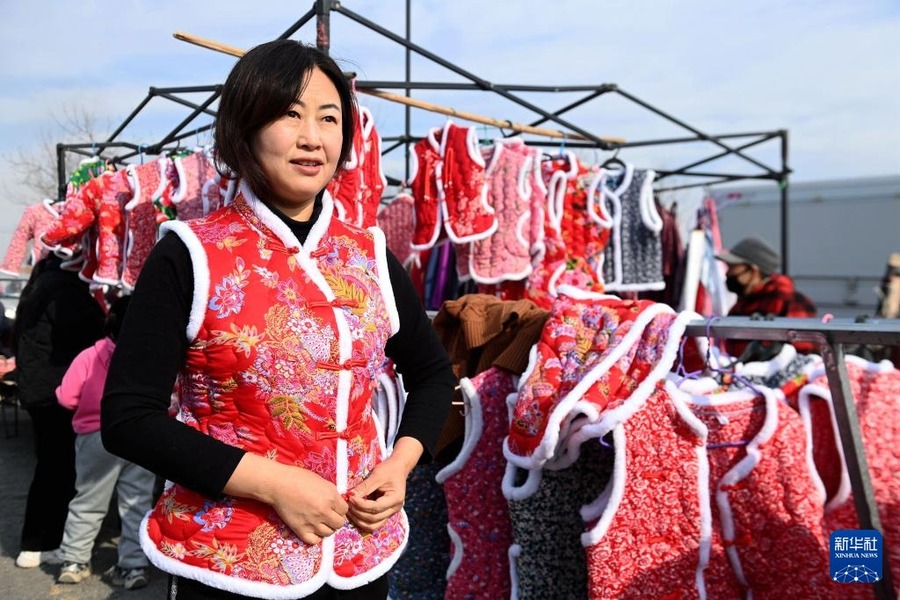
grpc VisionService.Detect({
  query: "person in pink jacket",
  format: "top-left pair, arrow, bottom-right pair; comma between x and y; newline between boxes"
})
55,296 -> 156,590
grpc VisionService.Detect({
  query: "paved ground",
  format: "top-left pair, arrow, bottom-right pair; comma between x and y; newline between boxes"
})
0,404 -> 166,599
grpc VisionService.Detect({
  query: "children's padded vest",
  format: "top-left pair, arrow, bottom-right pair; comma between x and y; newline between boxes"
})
801,357 -> 900,597
376,193 -> 416,268
326,106 -> 365,224
122,159 -> 166,291
674,382 -> 838,599
94,169 -> 134,285
1,200 -> 59,276
599,166 -> 664,292
409,128 -> 444,250
469,140 -> 533,284
436,368 -> 516,600
505,287 -> 668,469
437,121 -> 497,244
358,106 -> 387,228
143,184 -> 407,598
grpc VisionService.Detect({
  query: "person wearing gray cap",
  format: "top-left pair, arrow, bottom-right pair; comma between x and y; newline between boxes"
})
716,236 -> 817,357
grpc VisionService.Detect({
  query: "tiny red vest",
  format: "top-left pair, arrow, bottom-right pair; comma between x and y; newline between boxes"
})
143,184 -> 406,598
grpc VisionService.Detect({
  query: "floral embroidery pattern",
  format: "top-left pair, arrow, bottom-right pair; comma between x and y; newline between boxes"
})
194,500 -> 235,532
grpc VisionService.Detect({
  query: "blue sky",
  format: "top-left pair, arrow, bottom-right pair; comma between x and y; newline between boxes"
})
1,0 -> 898,248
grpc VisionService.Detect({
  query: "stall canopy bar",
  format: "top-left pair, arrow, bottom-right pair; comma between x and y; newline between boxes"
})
356,81 -> 619,93
332,4 -> 609,146
613,87 -> 778,175
277,5 -> 316,40
655,134 -> 779,181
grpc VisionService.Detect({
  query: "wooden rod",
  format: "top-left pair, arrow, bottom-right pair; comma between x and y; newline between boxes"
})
173,31 -> 625,144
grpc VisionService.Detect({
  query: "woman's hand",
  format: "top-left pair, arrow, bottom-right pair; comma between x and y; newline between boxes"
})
270,467 -> 349,545
347,437 -> 423,533
224,453 -> 348,545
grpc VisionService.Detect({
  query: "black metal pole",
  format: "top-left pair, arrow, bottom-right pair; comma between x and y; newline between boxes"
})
404,0 -> 411,185
105,93 -> 153,143
151,90 -> 221,152
513,89 -> 610,136
333,4 -> 607,145
316,0 -> 331,54
56,143 -> 67,201
156,91 -> 219,118
278,5 -> 316,40
614,87 -> 778,175
780,129 -> 790,275
654,134 -> 778,181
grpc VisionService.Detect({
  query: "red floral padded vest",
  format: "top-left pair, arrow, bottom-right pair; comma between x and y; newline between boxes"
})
143,184 -> 406,598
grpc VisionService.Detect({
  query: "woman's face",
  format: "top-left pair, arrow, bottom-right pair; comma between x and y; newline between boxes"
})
251,67 -> 343,219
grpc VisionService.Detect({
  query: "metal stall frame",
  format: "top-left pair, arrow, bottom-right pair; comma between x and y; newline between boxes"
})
687,316 -> 899,599
57,1 -> 792,271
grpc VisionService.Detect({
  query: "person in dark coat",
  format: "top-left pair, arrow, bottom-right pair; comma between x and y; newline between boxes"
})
11,254 -> 105,568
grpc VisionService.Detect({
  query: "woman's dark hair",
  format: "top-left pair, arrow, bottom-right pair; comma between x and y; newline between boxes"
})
214,39 -> 356,200
104,295 -> 131,341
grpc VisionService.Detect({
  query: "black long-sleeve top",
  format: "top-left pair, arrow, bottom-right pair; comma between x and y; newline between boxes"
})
102,201 -> 455,499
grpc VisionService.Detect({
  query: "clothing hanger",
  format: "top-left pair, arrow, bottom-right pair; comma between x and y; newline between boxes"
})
601,147 -> 625,170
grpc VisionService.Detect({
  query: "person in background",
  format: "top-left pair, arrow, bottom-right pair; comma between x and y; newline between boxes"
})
55,295 -> 156,590
12,254 -> 105,568
102,40 -> 454,600
717,235 -> 817,358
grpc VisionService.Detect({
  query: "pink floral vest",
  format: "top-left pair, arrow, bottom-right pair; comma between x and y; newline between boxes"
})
143,184 -> 407,598
469,140 -> 533,284
1,200 -> 59,276
122,159 -> 166,290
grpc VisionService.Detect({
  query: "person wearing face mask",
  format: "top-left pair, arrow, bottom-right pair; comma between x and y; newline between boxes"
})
716,236 -> 817,358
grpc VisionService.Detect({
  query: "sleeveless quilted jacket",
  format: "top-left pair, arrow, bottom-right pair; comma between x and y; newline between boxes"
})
142,183 -> 407,598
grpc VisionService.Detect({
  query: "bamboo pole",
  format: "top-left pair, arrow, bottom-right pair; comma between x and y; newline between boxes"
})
173,31 -> 625,144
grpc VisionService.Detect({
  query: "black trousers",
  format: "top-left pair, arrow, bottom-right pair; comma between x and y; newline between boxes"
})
20,403 -> 77,551
169,573 -> 389,599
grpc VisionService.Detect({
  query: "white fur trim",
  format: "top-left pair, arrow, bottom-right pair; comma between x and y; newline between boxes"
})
446,524 -> 464,580
436,377 -> 483,483
369,226 -> 400,335
586,170 -> 614,228
737,344 -> 798,378
702,386 -> 780,591
508,544 -> 521,600
561,309 -> 698,464
42,197 -> 61,217
668,380 -> 712,600
159,221 -> 209,342
141,511 -> 333,599
171,155 -> 188,204
638,169 -> 663,232
580,425 -> 627,545
798,383 -> 851,512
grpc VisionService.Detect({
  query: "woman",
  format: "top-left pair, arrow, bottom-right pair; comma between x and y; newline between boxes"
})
102,40 -> 454,600
13,254 -> 105,569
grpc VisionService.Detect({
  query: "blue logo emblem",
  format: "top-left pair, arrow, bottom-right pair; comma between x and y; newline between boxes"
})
830,529 -> 883,584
